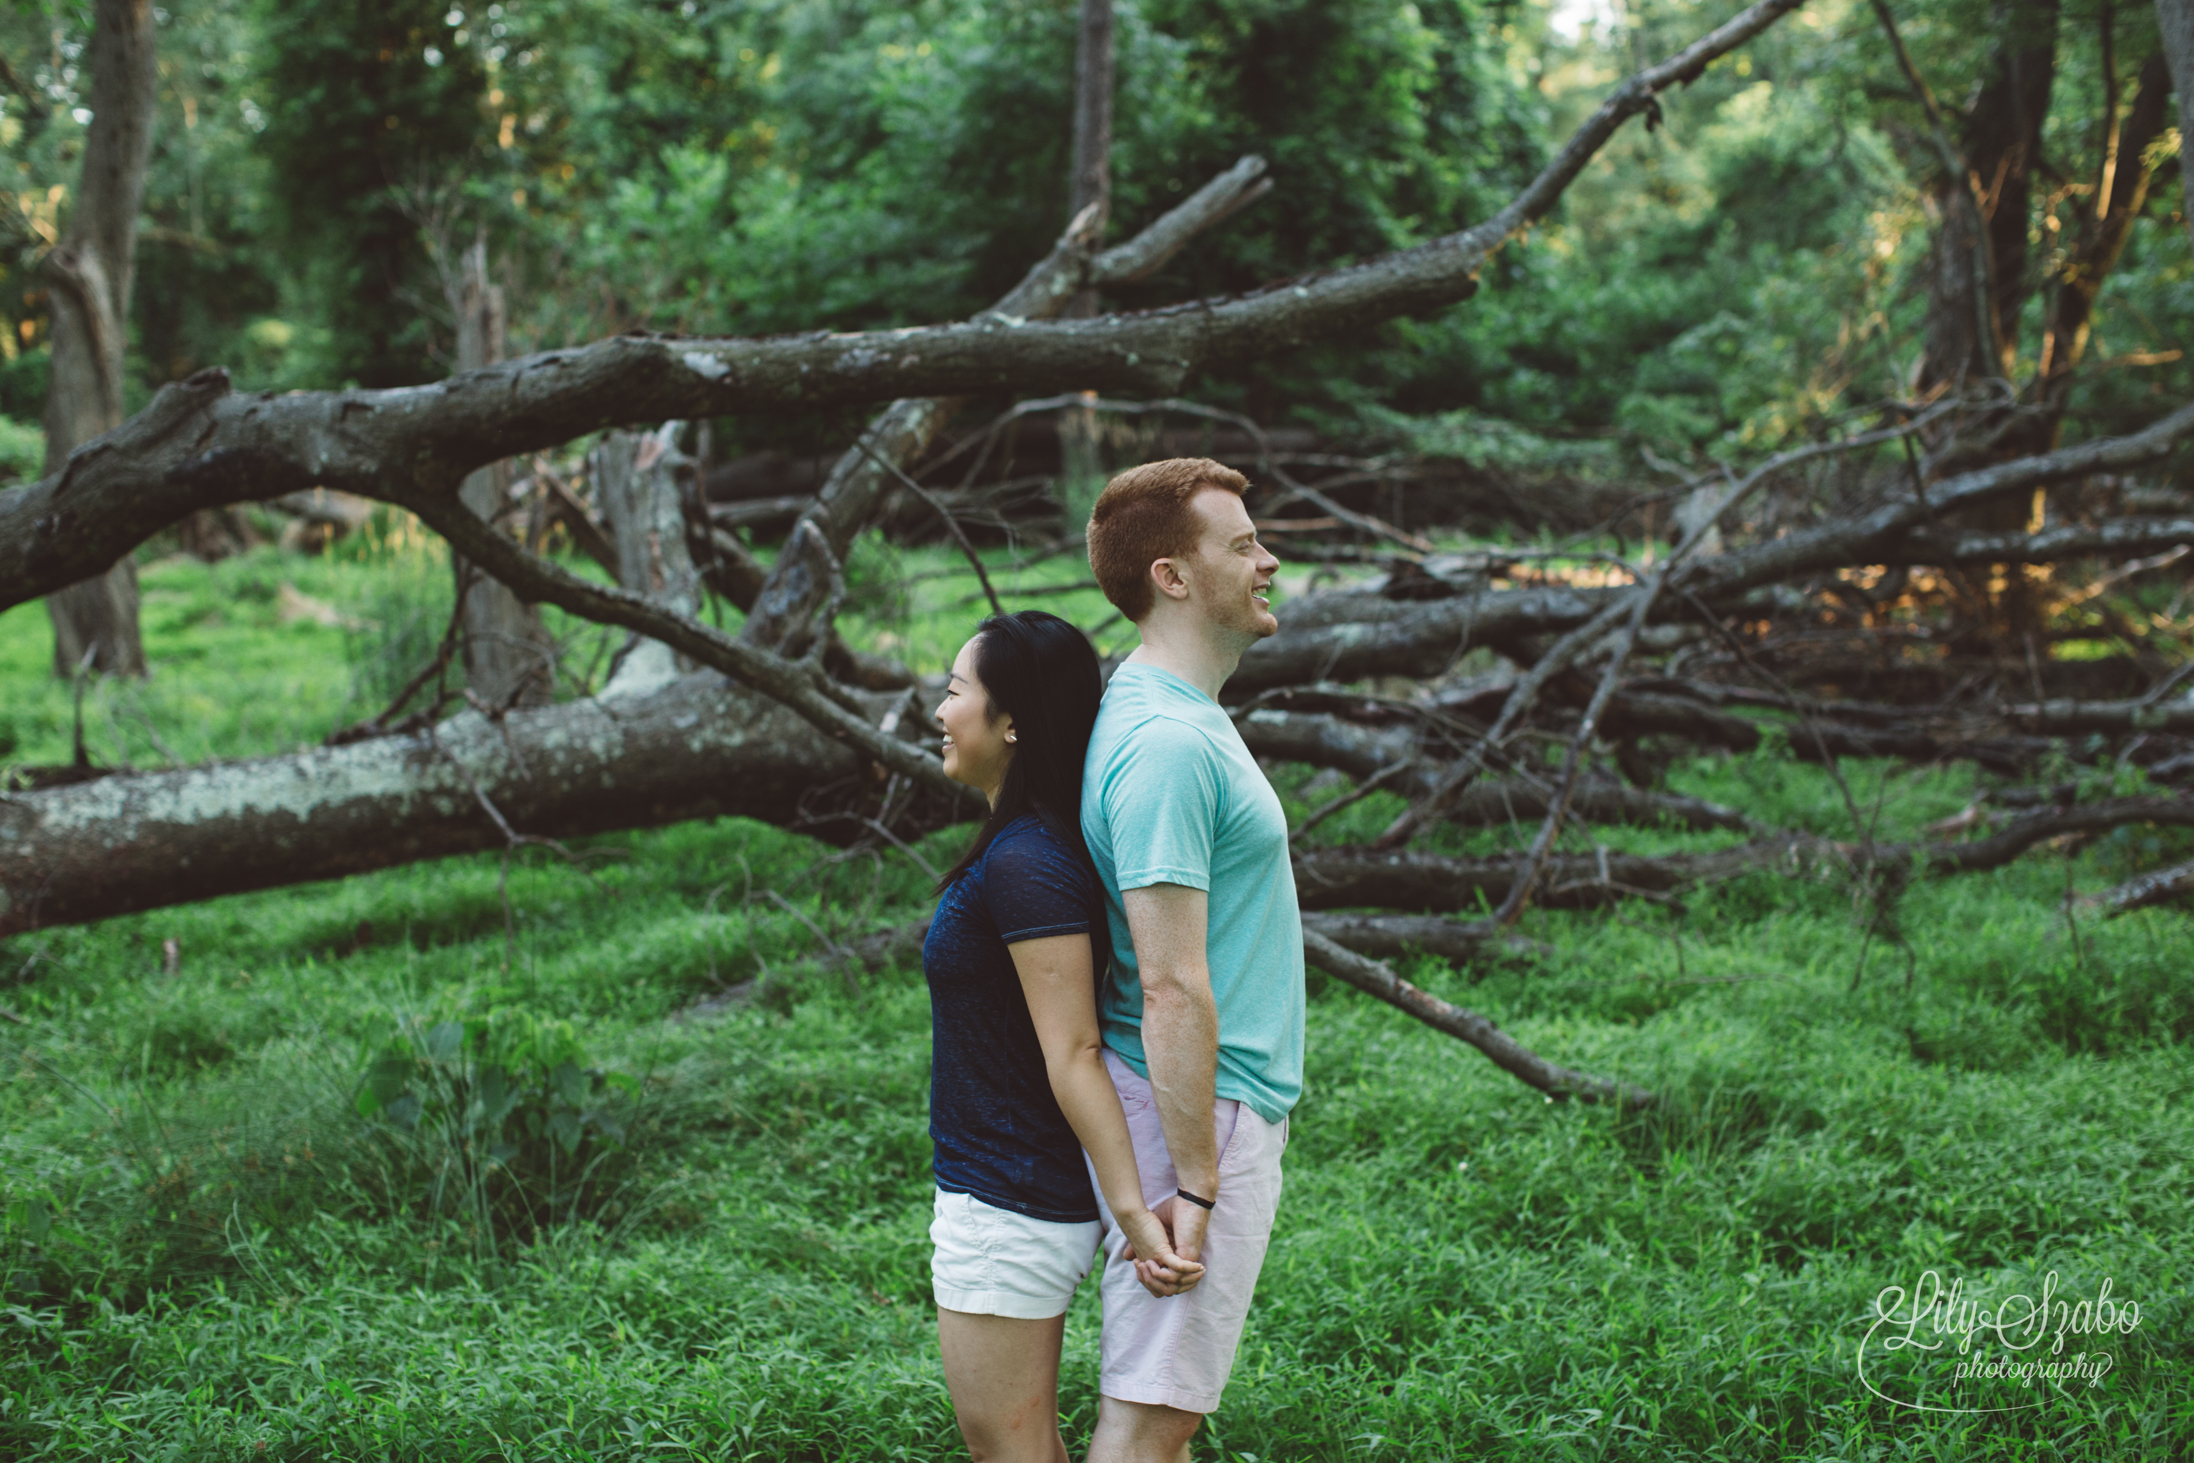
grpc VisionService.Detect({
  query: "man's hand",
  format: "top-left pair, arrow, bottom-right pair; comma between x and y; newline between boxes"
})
1116,1202 -> 1205,1298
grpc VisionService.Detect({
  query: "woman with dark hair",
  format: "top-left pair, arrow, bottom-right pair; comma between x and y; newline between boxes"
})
923,609 -> 1202,1463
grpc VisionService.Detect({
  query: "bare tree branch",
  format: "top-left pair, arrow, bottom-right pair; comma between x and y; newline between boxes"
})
1302,929 -> 1655,1106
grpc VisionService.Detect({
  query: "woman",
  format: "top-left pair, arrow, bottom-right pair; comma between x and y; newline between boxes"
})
924,610 -> 1202,1463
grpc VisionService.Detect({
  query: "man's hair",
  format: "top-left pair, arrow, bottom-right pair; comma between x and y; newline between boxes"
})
1086,457 -> 1250,622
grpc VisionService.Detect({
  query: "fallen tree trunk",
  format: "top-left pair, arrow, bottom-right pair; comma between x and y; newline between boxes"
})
14,683 -> 2181,940
0,673 -> 883,938
1291,795 -> 2194,916
1234,706 -> 1757,832
2078,857 -> 2194,916
1302,910 -> 1532,965
1292,843 -> 1727,914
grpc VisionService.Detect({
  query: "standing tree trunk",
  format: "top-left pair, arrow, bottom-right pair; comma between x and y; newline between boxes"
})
1899,0 -> 2059,648
1058,0 -> 1116,497
2159,0 -> 2194,254
592,423 -> 701,695
1917,0 -> 2059,394
1068,0 -> 1114,228
2034,52 -> 2176,436
449,237 -> 555,708
41,0 -> 158,678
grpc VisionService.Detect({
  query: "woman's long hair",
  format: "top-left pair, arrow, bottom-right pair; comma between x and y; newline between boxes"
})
937,610 -> 1103,889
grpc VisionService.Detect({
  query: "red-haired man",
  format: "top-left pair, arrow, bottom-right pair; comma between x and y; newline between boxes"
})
1077,458 -> 1304,1462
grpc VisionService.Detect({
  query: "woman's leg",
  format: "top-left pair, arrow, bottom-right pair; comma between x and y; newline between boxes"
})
937,1307 -> 1070,1463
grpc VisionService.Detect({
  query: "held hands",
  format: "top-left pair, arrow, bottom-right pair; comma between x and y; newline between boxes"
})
1117,1200 -> 1207,1299
1119,1193 -> 1213,1299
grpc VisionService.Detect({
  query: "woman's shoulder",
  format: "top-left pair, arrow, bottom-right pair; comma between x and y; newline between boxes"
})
988,812 -> 1053,847
984,814 -> 1093,881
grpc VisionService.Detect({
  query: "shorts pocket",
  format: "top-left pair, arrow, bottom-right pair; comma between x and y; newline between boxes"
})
1214,1100 -> 1247,1174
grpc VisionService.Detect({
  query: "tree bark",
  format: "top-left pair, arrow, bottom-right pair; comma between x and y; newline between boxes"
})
592,424 -> 702,694
1916,0 -> 2060,391
2079,855 -> 2194,915
40,0 -> 158,678
450,238 -> 555,708
1891,0 -> 2058,643
0,673 -> 878,938
2034,54 -> 2174,417
2156,0 -> 2194,253
1059,0 -> 1115,342
1069,0 -> 1115,227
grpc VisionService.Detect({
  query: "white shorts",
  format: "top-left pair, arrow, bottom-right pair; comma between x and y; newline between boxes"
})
1086,1048 -> 1289,1414
930,1187 -> 1103,1320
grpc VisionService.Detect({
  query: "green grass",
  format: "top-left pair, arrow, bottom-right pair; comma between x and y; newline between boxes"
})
3,539 -> 2191,1459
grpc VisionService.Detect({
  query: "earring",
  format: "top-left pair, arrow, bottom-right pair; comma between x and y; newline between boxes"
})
1005,733 -> 1017,744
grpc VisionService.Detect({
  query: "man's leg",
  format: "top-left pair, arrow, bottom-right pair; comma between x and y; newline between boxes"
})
1086,1394 -> 1200,1463
937,1309 -> 1071,1463
1084,1054 -> 1290,1447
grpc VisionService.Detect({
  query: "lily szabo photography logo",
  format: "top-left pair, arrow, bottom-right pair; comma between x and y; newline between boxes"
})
1858,1269 -> 2145,1415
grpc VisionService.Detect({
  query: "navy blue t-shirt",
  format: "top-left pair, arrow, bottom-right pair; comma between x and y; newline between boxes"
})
922,814 -> 1102,1224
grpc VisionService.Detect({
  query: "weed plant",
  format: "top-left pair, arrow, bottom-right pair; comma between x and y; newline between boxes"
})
1,546 -> 2189,1459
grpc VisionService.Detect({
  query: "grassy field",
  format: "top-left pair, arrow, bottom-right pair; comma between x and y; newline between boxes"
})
2,535 -> 2191,1460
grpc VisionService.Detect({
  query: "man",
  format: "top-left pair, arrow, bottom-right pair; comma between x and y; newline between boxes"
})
1078,458 -> 1303,1462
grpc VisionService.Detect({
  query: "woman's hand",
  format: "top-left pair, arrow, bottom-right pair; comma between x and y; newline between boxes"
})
1115,1205 -> 1205,1298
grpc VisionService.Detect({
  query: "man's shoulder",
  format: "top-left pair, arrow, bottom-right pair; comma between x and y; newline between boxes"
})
1091,705 -> 1231,768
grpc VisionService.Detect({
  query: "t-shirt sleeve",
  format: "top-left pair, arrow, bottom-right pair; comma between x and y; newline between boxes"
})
1099,716 -> 1223,893
982,824 -> 1097,944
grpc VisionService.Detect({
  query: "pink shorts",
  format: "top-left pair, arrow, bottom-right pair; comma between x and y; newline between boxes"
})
1084,1048 -> 1289,1414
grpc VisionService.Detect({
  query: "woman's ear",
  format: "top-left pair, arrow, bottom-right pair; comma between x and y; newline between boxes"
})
1003,718 -> 1017,746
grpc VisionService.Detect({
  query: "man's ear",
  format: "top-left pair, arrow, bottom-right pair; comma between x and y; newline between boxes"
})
1149,556 -> 1191,603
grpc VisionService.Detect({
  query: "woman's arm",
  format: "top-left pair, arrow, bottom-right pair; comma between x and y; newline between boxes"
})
1008,933 -> 1203,1295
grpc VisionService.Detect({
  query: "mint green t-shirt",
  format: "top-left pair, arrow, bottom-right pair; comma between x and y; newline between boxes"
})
1080,662 -> 1305,1124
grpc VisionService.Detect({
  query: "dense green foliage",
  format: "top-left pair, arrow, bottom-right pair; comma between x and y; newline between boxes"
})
5,543 -> 2192,1459
2,0 -> 2187,471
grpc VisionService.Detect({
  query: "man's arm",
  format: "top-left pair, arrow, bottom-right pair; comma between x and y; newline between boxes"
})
1122,882 -> 1220,1263
1010,933 -> 1204,1297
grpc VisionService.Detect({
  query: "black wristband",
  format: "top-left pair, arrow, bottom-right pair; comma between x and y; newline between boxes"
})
1175,1187 -> 1216,1211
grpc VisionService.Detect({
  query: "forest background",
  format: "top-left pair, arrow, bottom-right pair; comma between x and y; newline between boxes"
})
0,0 -> 2179,481
2,0 -> 2192,1457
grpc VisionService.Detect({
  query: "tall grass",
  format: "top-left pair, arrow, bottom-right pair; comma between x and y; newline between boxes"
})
2,546 -> 2189,1459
